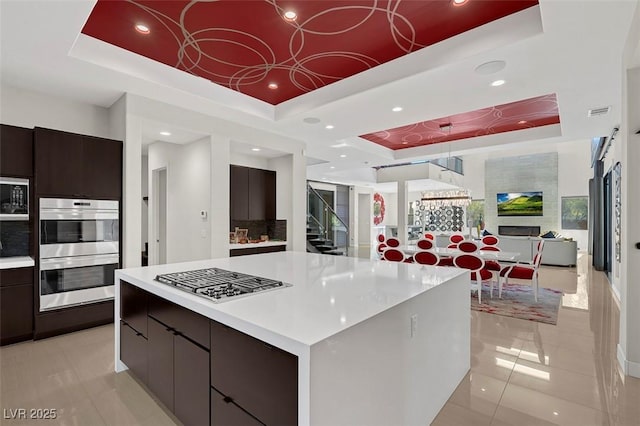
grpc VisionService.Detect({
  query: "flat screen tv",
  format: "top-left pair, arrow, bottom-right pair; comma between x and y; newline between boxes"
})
497,192 -> 543,216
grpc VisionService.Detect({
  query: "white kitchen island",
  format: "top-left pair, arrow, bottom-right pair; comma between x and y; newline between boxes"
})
115,251 -> 470,426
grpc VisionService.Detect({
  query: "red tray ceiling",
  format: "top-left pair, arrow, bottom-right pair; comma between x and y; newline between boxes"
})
82,0 -> 538,105
359,94 -> 560,150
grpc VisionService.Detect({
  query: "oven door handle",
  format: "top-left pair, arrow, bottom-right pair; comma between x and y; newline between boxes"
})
39,210 -> 119,221
40,254 -> 120,271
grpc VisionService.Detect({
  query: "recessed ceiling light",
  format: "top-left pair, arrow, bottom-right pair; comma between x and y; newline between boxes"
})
475,60 -> 506,75
159,131 -> 171,136
340,154 -> 347,158
330,166 -> 335,169
491,79 -> 506,87
268,82 -> 278,90
135,24 -> 150,34
452,0 -> 468,6
518,120 -> 527,124
252,148 -> 261,152
402,142 -> 409,145
325,125 -> 334,129
283,10 -> 297,21
392,106 -> 403,112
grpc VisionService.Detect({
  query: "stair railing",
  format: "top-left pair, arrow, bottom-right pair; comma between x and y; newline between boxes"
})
307,183 -> 350,255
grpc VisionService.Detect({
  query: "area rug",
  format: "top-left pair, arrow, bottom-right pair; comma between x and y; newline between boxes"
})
471,284 -> 563,325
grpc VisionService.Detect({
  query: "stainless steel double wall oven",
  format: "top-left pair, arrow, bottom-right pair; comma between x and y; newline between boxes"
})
39,198 -> 119,311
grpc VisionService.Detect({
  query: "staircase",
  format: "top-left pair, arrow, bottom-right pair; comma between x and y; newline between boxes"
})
307,184 -> 348,256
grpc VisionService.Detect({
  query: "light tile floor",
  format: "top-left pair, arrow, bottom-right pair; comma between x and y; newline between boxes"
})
1,251 -> 638,425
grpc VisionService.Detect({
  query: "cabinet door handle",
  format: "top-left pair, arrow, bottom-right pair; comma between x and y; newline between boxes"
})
223,396 -> 233,404
165,327 -> 175,333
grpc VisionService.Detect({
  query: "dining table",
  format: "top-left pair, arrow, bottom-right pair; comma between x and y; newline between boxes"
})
400,245 -> 520,262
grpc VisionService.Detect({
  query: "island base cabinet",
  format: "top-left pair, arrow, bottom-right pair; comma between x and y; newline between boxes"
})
175,334 -> 210,426
211,387 -> 264,426
147,317 -> 174,412
120,321 -> 148,385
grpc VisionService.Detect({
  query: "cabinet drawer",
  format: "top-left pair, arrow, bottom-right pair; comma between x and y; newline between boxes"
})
120,321 -> 148,385
211,387 -> 264,426
148,294 -> 210,349
0,284 -> 33,345
210,321 -> 297,426
174,334 -> 210,426
120,281 -> 148,336
0,267 -> 33,287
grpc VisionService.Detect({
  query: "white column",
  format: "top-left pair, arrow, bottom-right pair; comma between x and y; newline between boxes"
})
619,66 -> 640,378
291,148 -> 307,252
210,135 -> 231,259
397,180 -> 408,245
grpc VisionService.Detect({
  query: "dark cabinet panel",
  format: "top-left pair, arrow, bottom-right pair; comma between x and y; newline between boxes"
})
148,294 -> 210,349
230,165 -> 276,221
229,244 -> 286,257
211,387 -> 265,426
0,283 -> 33,346
175,334 -> 210,426
1,125 -> 33,177
0,266 -> 33,287
147,317 -> 175,411
83,136 -> 122,200
120,321 -> 148,384
230,165 -> 249,221
34,127 -> 84,197
120,281 -> 148,336
34,127 -> 122,199
34,300 -> 113,340
211,321 -> 298,426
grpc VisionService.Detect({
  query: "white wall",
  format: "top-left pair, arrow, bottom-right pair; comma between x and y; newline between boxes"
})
0,83 -> 111,138
148,139 -> 212,263
141,155 -> 148,249
377,192 -> 397,226
230,152 -> 271,170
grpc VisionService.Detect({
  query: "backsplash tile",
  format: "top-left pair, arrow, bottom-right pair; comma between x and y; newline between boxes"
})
231,219 -> 287,241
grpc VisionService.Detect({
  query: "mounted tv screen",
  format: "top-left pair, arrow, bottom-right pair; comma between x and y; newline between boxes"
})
497,192 -> 543,216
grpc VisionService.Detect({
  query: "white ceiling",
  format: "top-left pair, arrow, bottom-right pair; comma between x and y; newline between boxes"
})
1,0 -> 638,185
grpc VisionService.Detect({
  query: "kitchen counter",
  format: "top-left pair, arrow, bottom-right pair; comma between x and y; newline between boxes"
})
115,252 -> 470,425
0,256 -> 34,269
228,240 -> 286,249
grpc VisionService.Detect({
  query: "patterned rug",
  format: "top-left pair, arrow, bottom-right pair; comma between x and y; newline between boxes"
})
471,284 -> 563,325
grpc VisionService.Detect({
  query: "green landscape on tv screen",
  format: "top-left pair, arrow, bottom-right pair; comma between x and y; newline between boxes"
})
497,192 -> 543,216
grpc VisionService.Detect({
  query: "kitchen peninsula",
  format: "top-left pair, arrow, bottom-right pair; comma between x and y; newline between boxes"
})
115,252 -> 470,425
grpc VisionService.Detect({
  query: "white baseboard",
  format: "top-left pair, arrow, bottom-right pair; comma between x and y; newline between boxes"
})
617,344 -> 640,378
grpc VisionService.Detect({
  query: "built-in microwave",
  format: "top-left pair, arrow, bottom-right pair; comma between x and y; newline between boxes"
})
0,177 -> 29,220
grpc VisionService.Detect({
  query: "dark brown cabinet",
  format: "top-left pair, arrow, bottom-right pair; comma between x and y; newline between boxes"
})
211,387 -> 265,426
230,165 -> 276,221
229,244 -> 286,257
121,281 -> 147,337
175,334 -> 210,426
147,316 -> 175,411
34,127 -> 122,199
210,321 -> 297,425
0,267 -> 34,346
120,321 -> 148,384
0,125 -> 33,177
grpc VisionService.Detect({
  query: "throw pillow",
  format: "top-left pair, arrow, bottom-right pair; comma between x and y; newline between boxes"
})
482,229 -> 493,236
540,231 -> 556,238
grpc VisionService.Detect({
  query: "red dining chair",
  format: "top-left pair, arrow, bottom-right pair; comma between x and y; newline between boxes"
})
424,232 -> 435,240
481,235 -> 499,246
416,239 -> 433,250
376,243 -> 387,259
386,237 -> 400,248
449,234 -> 464,244
382,248 -> 405,262
499,240 -> 545,301
447,243 -> 458,249
458,240 -> 479,253
413,250 -> 440,266
377,234 -> 386,243
454,254 -> 492,304
479,245 -> 501,295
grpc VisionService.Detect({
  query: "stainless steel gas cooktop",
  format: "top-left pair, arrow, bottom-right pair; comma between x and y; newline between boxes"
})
155,267 -> 291,303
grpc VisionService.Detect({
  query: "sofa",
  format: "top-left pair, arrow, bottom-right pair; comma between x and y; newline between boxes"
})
496,236 -> 577,266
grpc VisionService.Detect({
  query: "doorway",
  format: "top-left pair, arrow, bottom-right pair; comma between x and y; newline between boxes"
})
358,193 -> 371,245
603,169 -> 612,278
152,167 -> 167,265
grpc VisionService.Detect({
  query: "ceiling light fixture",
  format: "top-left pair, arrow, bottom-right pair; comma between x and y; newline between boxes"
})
402,142 -> 409,145
330,166 -> 335,169
325,125 -> 334,129
268,82 -> 278,90
392,106 -> 403,112
439,123 -> 453,132
491,79 -> 506,87
452,0 -> 468,6
340,154 -> 347,158
303,117 -> 321,124
421,189 -> 471,208
518,120 -> 527,124
251,148 -> 261,152
283,10 -> 297,21
159,131 -> 171,136
135,24 -> 150,34
474,60 -> 506,75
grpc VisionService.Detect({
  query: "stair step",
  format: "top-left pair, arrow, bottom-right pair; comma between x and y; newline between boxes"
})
306,233 -> 321,240
315,245 -> 337,251
323,249 -> 345,256
308,238 -> 332,246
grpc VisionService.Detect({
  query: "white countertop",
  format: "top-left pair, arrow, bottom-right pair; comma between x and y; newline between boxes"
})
0,256 -> 35,269
115,252 -> 465,353
229,241 -> 287,249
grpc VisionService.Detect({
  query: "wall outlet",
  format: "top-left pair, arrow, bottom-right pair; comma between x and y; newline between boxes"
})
410,314 -> 418,338
200,210 -> 207,219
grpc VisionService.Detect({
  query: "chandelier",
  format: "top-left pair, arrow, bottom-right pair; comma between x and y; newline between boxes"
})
421,189 -> 472,208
